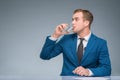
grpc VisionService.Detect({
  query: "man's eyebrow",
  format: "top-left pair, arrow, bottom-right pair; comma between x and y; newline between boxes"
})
72,17 -> 79,20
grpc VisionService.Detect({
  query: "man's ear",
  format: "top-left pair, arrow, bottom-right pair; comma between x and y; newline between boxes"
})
84,20 -> 90,26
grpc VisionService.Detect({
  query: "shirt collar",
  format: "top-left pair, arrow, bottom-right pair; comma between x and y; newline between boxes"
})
77,32 -> 91,42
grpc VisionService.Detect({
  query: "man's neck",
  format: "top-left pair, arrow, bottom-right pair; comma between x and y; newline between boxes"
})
77,28 -> 91,38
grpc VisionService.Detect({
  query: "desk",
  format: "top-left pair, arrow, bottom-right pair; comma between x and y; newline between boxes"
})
0,76 -> 120,80
62,76 -> 120,80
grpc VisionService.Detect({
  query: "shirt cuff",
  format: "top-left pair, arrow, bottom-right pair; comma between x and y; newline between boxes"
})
87,69 -> 94,76
49,36 -> 58,41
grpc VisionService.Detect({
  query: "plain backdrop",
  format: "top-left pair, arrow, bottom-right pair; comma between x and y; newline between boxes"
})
0,0 -> 120,76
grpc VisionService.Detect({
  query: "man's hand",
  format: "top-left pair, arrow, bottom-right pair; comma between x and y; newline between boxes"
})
51,23 -> 68,38
73,66 -> 89,76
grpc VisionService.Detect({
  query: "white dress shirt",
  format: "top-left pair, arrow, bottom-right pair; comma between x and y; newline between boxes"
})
77,32 -> 91,55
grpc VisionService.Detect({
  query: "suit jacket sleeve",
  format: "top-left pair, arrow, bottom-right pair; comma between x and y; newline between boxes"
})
89,40 -> 111,76
40,36 -> 62,60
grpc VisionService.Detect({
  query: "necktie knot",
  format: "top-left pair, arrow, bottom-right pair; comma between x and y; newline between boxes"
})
79,38 -> 84,41
79,38 -> 84,44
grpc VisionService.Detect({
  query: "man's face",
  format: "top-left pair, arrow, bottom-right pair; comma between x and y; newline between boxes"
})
72,12 -> 87,33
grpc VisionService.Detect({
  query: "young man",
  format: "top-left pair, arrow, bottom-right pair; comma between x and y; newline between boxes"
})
40,9 -> 111,76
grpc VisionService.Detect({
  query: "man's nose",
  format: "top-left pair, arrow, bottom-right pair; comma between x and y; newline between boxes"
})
72,20 -> 75,24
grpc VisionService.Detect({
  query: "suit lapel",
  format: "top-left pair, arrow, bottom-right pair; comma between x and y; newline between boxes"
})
70,34 -> 79,66
81,34 -> 96,63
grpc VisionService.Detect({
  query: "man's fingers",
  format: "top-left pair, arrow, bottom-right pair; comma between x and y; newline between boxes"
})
73,67 -> 81,74
57,24 -> 68,32
73,66 -> 89,76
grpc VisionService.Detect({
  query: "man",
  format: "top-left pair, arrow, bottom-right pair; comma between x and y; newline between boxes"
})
40,9 -> 111,76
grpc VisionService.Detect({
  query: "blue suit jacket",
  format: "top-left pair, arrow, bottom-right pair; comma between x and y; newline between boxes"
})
40,33 -> 111,76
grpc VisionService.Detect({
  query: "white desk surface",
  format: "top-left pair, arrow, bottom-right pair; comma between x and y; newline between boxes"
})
0,75 -> 120,80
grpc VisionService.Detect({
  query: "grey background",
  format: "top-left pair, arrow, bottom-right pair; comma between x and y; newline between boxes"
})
0,0 -> 120,76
